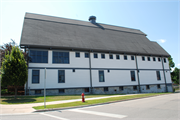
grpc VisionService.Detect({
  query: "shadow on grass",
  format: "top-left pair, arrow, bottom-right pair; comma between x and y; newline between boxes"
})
1,98 -> 36,104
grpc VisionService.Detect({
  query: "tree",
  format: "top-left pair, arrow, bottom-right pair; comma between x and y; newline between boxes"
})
171,67 -> 179,84
168,56 -> 175,71
1,46 -> 28,99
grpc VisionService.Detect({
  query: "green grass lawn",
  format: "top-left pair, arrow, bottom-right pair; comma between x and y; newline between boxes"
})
0,94 -> 116,104
33,93 -> 170,110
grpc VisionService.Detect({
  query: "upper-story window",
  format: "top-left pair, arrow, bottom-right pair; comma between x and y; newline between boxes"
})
131,56 -> 134,60
156,71 -> 161,80
53,51 -> 69,64
147,57 -> 151,61
164,58 -> 166,63
99,70 -> 105,82
153,57 -> 156,61
109,54 -> 113,59
30,50 -> 48,63
94,53 -> 98,58
142,56 -> 145,61
101,54 -> 105,59
124,55 -> 127,60
76,52 -> 80,57
85,53 -> 89,58
158,58 -> 161,62
116,55 -> 120,59
58,70 -> 65,83
130,71 -> 136,81
32,70 -> 40,84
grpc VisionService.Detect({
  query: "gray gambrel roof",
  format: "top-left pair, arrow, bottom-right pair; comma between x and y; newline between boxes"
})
20,13 -> 170,57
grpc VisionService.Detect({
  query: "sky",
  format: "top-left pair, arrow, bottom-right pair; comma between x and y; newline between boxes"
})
0,0 -> 179,69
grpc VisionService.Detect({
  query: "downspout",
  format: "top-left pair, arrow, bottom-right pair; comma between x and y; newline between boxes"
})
25,47 -> 29,95
89,51 -> 93,94
135,55 -> 141,93
161,57 -> 168,92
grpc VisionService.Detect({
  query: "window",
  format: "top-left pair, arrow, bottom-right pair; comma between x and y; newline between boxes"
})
156,71 -> 161,80
107,70 -> 110,73
76,52 -> 80,57
157,84 -> 161,89
85,53 -> 89,58
94,53 -> 98,58
59,89 -> 65,93
124,55 -> 127,60
158,58 -> 161,61
131,56 -> 134,60
73,69 -> 75,72
85,88 -> 89,93
164,58 -> 166,63
116,55 -> 120,59
101,54 -> 105,59
32,70 -> 40,83
133,86 -> 137,90
146,85 -> 150,90
58,70 -> 65,83
142,56 -> 145,61
30,50 -> 48,63
35,90 -> 41,94
153,57 -> 156,61
104,87 -> 108,92
53,51 -> 69,63
119,86 -> 123,91
147,57 -> 151,61
109,54 -> 113,59
99,71 -> 105,82
130,71 -> 136,81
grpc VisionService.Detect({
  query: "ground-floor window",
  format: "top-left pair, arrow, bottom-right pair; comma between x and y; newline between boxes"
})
32,70 -> 40,84
119,86 -> 124,91
104,87 -> 108,92
146,85 -> 150,90
157,84 -> 161,89
133,86 -> 137,90
85,88 -> 89,93
58,70 -> 65,83
59,89 -> 65,93
99,71 -> 105,82
35,90 -> 41,94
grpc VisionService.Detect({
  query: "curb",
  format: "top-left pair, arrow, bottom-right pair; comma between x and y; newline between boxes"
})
34,93 -> 173,112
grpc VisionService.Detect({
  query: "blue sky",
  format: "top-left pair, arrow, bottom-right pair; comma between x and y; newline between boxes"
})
0,0 -> 179,68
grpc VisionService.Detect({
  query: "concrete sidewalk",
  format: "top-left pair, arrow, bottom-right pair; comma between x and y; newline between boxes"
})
0,94 -> 141,115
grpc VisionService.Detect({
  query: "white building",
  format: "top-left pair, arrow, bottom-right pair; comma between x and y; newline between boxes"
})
20,13 -> 173,95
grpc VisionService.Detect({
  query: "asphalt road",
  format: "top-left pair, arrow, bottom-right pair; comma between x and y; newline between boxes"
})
1,93 -> 179,120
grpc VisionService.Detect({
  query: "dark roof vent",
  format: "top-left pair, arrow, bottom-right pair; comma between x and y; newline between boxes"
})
89,16 -> 96,23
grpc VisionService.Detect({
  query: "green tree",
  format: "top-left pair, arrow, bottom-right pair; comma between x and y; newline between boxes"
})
168,56 -> 175,71
171,67 -> 179,84
1,46 -> 28,99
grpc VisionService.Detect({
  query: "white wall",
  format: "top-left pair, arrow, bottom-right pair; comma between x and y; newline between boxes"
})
92,70 -> 138,87
28,69 -> 90,89
165,71 -> 172,83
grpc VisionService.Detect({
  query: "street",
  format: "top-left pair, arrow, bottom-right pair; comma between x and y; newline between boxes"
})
1,93 -> 179,120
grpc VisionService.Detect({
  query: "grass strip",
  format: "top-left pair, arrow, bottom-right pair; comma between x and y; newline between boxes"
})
33,93 -> 170,110
0,94 -> 116,104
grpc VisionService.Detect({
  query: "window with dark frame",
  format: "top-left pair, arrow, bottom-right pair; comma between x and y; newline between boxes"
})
131,56 -> 134,60
53,51 -> 69,63
101,54 -> 105,59
76,52 -> 80,57
109,54 -> 113,59
142,56 -> 145,61
164,58 -> 166,63
124,55 -> 127,60
32,70 -> 40,83
94,53 -> 98,58
119,86 -> 123,91
35,90 -> 41,94
58,70 -> 65,83
158,58 -> 161,61
130,71 -> 136,81
156,71 -> 161,80
85,88 -> 89,93
59,89 -> 65,93
148,57 -> 151,61
30,50 -> 48,63
157,84 -> 161,89
146,85 -> 150,90
85,53 -> 89,58
99,71 -> 105,82
104,87 -> 108,92
133,86 -> 137,90
153,57 -> 156,61
116,55 -> 120,59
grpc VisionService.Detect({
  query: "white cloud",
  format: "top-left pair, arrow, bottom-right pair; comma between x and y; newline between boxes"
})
178,64 -> 180,67
157,39 -> 166,43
